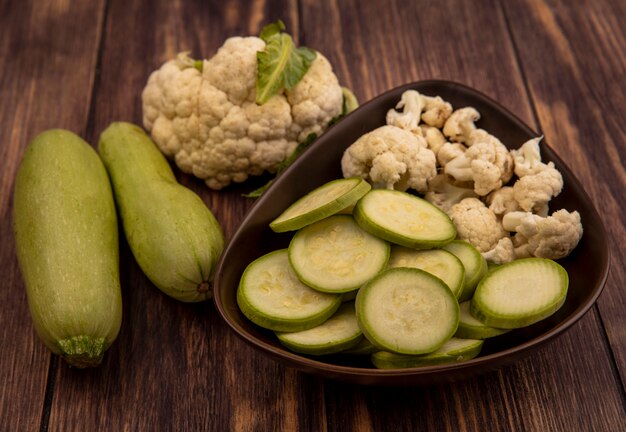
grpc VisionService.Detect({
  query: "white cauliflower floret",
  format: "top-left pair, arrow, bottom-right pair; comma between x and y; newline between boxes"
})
386,90 -> 423,134
437,142 -> 467,167
513,163 -> 563,212
142,38 -> 343,190
502,209 -> 583,259
420,94 -> 453,128
486,186 -> 520,216
341,125 -> 436,193
286,54 -> 343,142
424,174 -> 478,213
204,37 -> 265,105
483,237 -> 516,264
448,198 -> 507,253
443,107 -> 480,143
420,125 -> 447,156
386,90 -> 453,132
511,136 -> 546,178
444,129 -> 513,196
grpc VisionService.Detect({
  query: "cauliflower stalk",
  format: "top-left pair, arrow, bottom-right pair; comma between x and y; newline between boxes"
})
142,21 -> 346,190
424,174 -> 477,213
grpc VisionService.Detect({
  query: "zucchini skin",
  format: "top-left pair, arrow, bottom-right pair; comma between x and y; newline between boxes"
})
13,130 -> 122,368
98,122 -> 224,302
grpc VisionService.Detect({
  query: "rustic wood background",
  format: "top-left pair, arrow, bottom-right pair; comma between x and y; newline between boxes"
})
1,0 -> 624,430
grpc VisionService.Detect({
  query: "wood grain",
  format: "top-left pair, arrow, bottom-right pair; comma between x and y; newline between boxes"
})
0,0 -> 106,430
300,0 -> 535,126
502,0 -> 626,390
46,0 -> 326,430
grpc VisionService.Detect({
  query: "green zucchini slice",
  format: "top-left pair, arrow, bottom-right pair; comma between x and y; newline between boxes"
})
354,189 -> 456,249
237,249 -> 342,332
442,240 -> 488,302
455,301 -> 509,339
471,258 -> 568,329
356,267 -> 459,355
270,178 -> 371,233
342,337 -> 378,355
371,337 -> 484,369
289,215 -> 389,293
276,302 -> 362,355
387,246 -> 465,299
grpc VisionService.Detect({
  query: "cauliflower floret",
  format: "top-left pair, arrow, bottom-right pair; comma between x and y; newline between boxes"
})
386,90 -> 453,132
341,125 -> 436,193
204,37 -> 265,105
437,142 -> 466,167
142,38 -> 343,190
424,174 -> 477,213
511,136 -> 546,178
485,186 -> 520,216
444,129 -> 513,196
483,237 -> 516,264
386,90 -> 424,134
513,162 -> 563,212
421,94 -> 453,128
286,53 -> 343,142
443,107 -> 480,143
448,198 -> 508,252
502,209 -> 583,259
420,125 -> 447,156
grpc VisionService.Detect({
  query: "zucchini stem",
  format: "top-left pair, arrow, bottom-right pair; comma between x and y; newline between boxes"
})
197,281 -> 211,294
58,335 -> 107,368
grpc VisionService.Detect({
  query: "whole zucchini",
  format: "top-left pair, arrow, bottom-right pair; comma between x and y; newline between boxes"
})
13,130 -> 122,368
98,122 -> 224,302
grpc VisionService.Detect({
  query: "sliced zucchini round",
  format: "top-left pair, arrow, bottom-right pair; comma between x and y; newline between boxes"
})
471,258 -> 569,329
371,337 -> 484,369
342,337 -> 377,355
356,267 -> 459,355
237,249 -> 342,332
270,178 -> 371,233
354,189 -> 456,249
289,215 -> 389,293
387,246 -> 465,299
455,301 -> 509,339
276,302 -> 362,355
442,240 -> 487,302
341,289 -> 358,302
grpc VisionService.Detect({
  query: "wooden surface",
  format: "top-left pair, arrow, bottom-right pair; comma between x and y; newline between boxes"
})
1,0 -> 624,430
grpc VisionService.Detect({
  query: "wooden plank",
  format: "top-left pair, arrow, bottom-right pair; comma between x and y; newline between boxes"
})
300,0 -> 626,429
47,0 -> 326,430
0,0 -> 106,430
502,0 -> 626,388
300,0 -> 535,125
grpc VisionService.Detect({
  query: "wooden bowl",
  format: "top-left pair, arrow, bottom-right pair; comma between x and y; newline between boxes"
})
213,80 -> 610,386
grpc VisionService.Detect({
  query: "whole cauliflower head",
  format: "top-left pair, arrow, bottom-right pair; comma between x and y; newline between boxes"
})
142,39 -> 343,189
448,198 -> 507,252
341,125 -> 437,193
